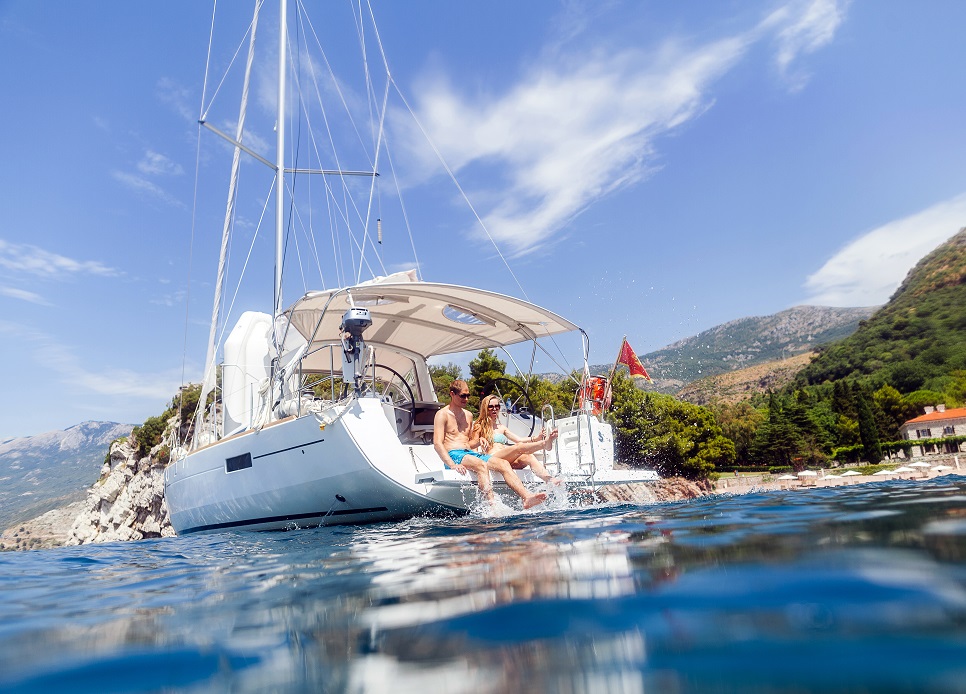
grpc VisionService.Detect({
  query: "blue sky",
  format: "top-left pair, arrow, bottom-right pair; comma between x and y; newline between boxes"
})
2,0 -> 966,439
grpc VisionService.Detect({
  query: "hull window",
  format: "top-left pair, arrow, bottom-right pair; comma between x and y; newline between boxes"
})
226,452 -> 253,473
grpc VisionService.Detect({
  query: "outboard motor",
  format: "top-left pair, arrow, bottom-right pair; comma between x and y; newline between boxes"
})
340,307 -> 372,395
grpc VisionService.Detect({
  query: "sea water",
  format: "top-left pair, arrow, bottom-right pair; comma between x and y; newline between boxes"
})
1,477 -> 965,693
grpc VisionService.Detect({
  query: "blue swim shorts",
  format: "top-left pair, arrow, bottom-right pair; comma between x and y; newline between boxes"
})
448,449 -> 490,466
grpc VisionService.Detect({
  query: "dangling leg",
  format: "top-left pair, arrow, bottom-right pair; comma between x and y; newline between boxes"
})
485,456 -> 547,509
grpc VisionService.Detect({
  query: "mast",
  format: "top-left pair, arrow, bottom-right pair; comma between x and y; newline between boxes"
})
193,0 -> 261,446
274,0 -> 287,322
268,0 -> 288,422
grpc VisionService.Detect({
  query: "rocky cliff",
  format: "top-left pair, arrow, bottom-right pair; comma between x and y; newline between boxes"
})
65,436 -> 174,545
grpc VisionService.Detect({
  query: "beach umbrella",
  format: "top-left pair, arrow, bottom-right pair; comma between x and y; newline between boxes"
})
838,469 -> 861,483
797,470 -> 817,486
932,465 -> 952,472
873,469 -> 895,476
823,474 -> 839,479
777,474 -> 798,480
893,466 -> 914,474
909,462 -> 931,468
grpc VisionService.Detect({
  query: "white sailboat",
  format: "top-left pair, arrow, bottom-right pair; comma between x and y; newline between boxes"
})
164,0 -> 657,535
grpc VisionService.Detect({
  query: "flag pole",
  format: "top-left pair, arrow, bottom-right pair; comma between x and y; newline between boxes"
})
597,336 -> 627,413
607,336 -> 627,383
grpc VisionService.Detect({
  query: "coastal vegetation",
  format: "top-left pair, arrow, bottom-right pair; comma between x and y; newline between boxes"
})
694,229 -> 966,471
436,229 -> 966,479
431,351 -> 735,481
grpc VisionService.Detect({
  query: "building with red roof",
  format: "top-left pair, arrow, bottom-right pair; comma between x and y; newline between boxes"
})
900,404 -> 966,456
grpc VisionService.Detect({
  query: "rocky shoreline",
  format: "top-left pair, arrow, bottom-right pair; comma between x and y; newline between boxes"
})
2,457 -> 717,551
0,500 -> 88,551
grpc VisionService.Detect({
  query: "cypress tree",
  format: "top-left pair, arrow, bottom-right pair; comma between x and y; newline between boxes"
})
854,384 -> 882,463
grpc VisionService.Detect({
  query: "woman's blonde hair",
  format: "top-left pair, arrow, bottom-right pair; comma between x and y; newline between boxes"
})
473,394 -> 502,444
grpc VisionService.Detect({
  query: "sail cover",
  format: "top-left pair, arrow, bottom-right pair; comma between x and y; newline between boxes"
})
280,275 -> 578,371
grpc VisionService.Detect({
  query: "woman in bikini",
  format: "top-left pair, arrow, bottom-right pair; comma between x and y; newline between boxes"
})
473,394 -> 562,486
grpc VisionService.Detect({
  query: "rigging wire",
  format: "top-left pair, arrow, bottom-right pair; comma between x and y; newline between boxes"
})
280,3 -> 304,298
200,1 -> 264,122
178,0 -> 225,440
296,0 -> 385,280
357,0 -> 577,371
379,129 -> 422,279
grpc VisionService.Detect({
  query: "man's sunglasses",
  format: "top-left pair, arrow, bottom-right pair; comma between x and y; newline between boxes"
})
452,391 -> 470,398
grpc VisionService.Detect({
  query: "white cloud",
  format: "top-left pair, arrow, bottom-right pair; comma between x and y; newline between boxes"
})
112,170 -> 185,208
804,192 -> 966,306
766,0 -> 848,90
137,150 -> 184,176
149,289 -> 187,307
157,77 -> 194,121
399,36 -> 749,256
395,0 -> 846,257
0,240 -> 117,278
0,286 -> 50,305
0,320 -> 180,400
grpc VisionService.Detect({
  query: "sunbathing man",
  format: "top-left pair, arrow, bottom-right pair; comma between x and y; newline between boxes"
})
433,380 -> 556,509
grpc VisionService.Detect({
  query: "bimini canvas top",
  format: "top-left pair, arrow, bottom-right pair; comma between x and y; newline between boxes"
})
281,271 -> 579,367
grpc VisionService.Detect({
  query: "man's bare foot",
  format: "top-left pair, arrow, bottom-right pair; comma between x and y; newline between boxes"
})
523,492 -> 548,509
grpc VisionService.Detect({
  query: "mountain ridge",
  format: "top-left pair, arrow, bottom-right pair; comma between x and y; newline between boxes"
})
0,421 -> 134,530
796,228 -> 966,390
593,304 -> 877,390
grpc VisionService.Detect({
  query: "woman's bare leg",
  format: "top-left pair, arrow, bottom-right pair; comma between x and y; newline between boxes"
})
485,456 -> 547,509
509,452 -> 562,485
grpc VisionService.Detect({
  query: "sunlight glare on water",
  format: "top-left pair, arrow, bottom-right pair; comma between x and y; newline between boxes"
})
1,476 -> 965,693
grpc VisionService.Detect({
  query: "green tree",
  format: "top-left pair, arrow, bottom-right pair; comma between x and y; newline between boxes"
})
831,380 -> 855,419
608,373 -> 734,479
833,414 -> 860,448
854,383 -> 882,463
942,370 -> 966,407
710,401 -> 765,465
903,389 -> 946,415
873,384 -> 913,440
749,393 -> 807,469
468,348 -> 506,380
132,415 -> 168,460
519,373 -> 574,420
468,348 -> 507,404
429,362 -> 462,402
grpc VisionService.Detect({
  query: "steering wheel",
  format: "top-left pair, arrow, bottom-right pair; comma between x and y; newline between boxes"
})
363,363 -> 416,431
486,376 -> 537,437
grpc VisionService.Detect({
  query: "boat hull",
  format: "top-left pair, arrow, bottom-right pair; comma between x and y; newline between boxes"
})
165,399 -> 467,534
164,399 -> 661,535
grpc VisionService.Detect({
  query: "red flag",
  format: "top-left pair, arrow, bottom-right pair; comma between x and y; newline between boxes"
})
618,338 -> 651,380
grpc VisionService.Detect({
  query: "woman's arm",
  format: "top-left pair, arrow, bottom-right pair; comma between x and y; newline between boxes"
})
500,426 -> 537,444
